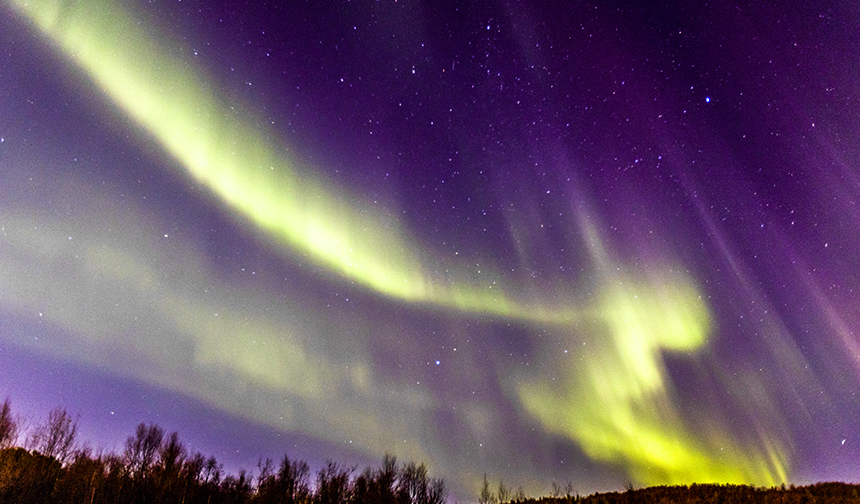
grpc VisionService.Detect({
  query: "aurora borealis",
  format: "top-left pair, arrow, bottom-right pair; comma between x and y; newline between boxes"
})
1,0 -> 858,499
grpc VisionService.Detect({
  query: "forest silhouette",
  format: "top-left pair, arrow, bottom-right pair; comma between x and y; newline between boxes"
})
1,399 -> 859,503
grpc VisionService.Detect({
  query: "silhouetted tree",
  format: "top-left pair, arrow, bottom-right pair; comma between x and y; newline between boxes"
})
53,449 -> 106,504
428,478 -> 447,504
124,423 -> 164,479
549,481 -> 575,500
498,481 -> 510,504
184,451 -> 206,483
103,452 -> 129,501
0,402 -> 464,504
256,457 -> 274,487
28,407 -> 79,466
222,469 -> 252,503
512,486 -> 527,502
0,446 -> 62,504
396,461 -> 428,504
395,460 -> 445,504
124,422 -> 164,503
255,454 -> 311,504
351,468 -> 372,504
0,398 -> 19,449
151,431 -> 185,503
372,453 -> 399,504
203,455 -> 221,486
480,473 -> 495,504
315,460 -> 352,504
550,482 -> 563,498
179,450 -> 207,504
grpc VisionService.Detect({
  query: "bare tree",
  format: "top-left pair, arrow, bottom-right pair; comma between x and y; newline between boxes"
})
479,473 -> 496,504
256,454 -> 311,504
498,480 -> 510,503
550,481 -> 576,499
123,422 -> 164,479
183,451 -> 206,483
316,460 -> 353,504
28,407 -> 79,465
352,454 -> 397,504
256,456 -> 274,488
155,431 -> 185,500
278,453 -> 310,502
564,481 -> 576,498
397,461 -> 429,504
512,486 -> 527,502
376,453 -> 398,503
203,455 -> 221,485
427,477 -> 447,504
0,398 -> 19,448
158,431 -> 185,476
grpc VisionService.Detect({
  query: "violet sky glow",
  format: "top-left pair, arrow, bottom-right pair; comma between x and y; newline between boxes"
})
1,0 -> 859,500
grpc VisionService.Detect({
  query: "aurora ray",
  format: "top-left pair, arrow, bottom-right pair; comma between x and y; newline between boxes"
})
3,0 -> 850,498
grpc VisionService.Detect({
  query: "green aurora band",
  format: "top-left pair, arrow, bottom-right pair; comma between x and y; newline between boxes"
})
4,0 -> 790,489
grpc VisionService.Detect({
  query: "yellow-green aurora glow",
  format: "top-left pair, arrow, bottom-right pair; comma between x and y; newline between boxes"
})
4,0 -> 792,492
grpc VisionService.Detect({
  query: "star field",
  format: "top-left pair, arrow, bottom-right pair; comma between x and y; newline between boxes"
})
1,0 -> 859,500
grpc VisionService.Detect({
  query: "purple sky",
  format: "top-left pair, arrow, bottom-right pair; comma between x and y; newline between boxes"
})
1,0 -> 859,500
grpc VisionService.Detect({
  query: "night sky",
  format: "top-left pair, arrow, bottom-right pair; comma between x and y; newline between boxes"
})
1,0 -> 859,500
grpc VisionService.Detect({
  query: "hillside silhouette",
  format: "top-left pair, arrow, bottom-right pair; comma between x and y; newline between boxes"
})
490,482 -> 860,504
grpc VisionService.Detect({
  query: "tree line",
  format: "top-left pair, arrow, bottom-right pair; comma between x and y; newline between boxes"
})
0,399 -> 447,504
4,398 -> 860,504
485,482 -> 860,504
524,482 -> 860,504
